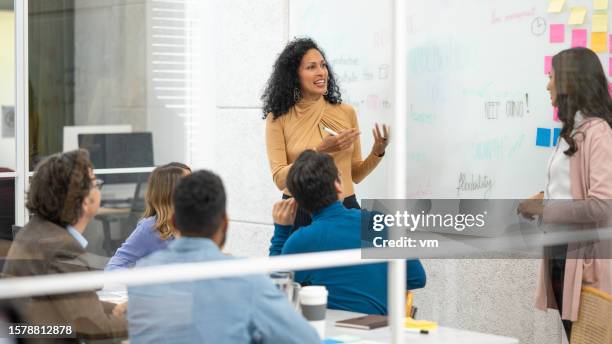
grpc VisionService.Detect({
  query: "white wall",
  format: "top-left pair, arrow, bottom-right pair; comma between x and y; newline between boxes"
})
0,11 -> 15,169
201,0 -> 289,257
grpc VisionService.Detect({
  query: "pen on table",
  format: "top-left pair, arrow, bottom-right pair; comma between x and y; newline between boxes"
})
405,328 -> 429,335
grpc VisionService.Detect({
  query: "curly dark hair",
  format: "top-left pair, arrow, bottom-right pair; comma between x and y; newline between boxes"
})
26,149 -> 94,227
261,37 -> 342,119
287,150 -> 340,214
552,48 -> 612,156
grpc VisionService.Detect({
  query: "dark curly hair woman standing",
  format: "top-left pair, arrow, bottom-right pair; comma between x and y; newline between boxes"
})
262,37 -> 390,232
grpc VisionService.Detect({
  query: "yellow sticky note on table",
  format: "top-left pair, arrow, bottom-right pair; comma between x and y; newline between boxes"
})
592,32 -> 607,52
405,318 -> 438,331
548,0 -> 565,13
592,13 -> 608,32
569,7 -> 587,25
594,0 -> 608,10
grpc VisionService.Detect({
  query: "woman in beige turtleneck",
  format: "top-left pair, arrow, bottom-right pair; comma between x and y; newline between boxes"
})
262,37 -> 390,231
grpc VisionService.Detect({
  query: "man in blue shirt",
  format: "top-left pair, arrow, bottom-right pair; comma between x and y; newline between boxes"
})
269,150 -> 426,315
128,170 -> 319,344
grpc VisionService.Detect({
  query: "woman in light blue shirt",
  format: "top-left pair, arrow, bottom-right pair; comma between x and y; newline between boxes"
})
106,163 -> 191,270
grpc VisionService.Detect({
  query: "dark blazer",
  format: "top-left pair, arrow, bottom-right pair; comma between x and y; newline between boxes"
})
2,216 -> 127,341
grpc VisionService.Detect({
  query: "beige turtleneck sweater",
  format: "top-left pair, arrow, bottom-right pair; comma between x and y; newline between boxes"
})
265,98 -> 382,196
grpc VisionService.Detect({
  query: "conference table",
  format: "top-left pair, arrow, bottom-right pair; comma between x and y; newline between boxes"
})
98,286 -> 518,344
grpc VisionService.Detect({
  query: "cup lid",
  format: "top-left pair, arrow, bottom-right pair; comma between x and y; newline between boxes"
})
299,285 -> 328,296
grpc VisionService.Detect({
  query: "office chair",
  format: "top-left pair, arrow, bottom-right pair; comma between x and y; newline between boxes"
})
97,180 -> 148,256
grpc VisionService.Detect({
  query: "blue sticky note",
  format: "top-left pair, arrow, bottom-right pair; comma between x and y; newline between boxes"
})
553,128 -> 562,146
536,128 -> 552,147
328,335 -> 362,343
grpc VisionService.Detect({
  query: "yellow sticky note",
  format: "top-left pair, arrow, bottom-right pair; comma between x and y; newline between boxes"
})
568,7 -> 587,25
592,32 -> 607,52
405,318 -> 438,330
548,0 -> 565,13
594,0 -> 608,10
592,13 -> 608,32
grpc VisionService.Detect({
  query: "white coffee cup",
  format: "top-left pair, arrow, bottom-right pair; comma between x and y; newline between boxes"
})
299,286 -> 328,339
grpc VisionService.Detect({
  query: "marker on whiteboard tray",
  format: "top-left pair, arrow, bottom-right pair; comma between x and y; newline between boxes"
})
323,127 -> 339,136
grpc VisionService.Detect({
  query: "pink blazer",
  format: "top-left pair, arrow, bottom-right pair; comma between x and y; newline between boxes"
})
537,117 -> 612,321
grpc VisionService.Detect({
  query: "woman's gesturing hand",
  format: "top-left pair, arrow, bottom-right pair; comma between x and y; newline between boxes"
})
316,128 -> 360,154
372,123 -> 390,157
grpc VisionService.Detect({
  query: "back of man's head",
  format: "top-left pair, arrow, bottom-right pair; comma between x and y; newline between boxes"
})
287,150 -> 339,214
27,149 -> 93,227
173,170 -> 226,238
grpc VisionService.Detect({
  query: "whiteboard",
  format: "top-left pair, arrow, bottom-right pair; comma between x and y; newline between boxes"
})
404,0 -> 612,199
289,0 -> 395,200
289,0 -> 612,200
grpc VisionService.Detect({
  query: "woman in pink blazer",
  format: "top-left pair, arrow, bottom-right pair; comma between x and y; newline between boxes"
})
519,47 -> 612,338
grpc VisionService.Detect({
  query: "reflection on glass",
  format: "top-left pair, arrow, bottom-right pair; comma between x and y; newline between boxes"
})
29,1 -> 74,168
28,0 -> 198,169
0,6 -> 15,171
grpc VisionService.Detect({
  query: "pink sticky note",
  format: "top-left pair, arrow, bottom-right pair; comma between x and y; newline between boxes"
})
550,24 -> 565,43
553,107 -> 560,122
545,56 -> 553,74
571,29 -> 587,47
609,35 -> 612,53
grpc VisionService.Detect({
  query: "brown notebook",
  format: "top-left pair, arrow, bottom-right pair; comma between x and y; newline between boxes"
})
335,315 -> 388,330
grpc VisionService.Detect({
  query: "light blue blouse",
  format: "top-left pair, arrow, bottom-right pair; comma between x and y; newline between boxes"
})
105,216 -> 174,270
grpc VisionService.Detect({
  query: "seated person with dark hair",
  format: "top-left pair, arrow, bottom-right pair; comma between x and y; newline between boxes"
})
128,170 -> 319,344
2,149 -> 127,341
270,150 -> 426,315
